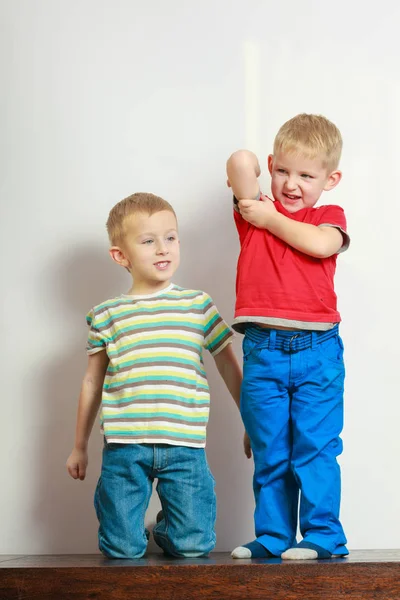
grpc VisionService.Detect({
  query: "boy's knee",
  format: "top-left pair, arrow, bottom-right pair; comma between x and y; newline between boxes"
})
98,531 -> 147,559
161,542 -> 213,558
100,543 -> 147,559
174,536 -> 215,557
153,530 -> 215,558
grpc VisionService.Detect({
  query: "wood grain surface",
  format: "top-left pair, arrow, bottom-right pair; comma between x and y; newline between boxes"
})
1,551 -> 399,600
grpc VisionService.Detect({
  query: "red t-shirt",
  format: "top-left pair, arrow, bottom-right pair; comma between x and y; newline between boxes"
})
234,199 -> 348,329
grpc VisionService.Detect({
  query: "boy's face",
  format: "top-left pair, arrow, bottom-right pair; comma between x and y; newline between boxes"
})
268,152 -> 341,213
113,210 -> 180,294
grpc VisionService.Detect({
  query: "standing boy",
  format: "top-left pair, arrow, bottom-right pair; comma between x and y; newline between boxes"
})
226,114 -> 349,560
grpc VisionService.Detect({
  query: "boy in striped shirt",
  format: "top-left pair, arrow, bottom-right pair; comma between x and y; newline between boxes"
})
66,192 -> 242,559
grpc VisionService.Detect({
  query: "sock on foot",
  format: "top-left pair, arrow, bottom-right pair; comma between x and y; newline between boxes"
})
281,541 -> 332,560
231,540 -> 273,559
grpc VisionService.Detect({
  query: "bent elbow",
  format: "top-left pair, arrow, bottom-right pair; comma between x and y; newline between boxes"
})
312,244 -> 338,259
227,150 -> 258,174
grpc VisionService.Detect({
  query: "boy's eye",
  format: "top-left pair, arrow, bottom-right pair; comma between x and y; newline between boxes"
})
142,239 -> 154,245
167,236 -> 176,242
301,174 -> 313,179
277,168 -> 287,174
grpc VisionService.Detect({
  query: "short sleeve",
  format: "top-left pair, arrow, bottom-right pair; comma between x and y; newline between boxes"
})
317,205 -> 350,253
202,293 -> 234,356
86,308 -> 107,355
234,207 -> 251,246
233,193 -> 262,246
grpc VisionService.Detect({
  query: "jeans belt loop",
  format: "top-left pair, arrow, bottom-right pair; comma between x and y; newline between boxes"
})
311,332 -> 316,350
268,329 -> 276,351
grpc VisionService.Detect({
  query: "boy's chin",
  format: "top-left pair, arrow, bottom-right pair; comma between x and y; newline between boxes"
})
280,201 -> 302,213
152,271 -> 176,284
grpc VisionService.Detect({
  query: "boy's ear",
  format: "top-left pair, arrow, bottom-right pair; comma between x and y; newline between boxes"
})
109,246 -> 130,269
324,170 -> 342,191
267,154 -> 274,175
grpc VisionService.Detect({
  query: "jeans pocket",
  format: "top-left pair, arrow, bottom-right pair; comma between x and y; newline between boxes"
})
317,335 -> 344,365
242,336 -> 258,362
205,459 -> 216,485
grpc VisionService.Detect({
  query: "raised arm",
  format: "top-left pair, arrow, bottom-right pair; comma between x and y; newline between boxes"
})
226,150 -> 261,201
66,350 -> 109,480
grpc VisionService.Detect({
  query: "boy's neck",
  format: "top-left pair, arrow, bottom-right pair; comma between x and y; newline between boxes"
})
127,280 -> 172,296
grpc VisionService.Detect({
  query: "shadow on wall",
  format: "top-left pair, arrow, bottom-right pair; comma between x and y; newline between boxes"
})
33,244 -> 123,553
33,244 -> 160,553
33,204 -> 255,553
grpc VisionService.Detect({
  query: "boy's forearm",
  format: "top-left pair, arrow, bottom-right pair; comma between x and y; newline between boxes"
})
226,150 -> 261,201
265,211 -> 343,258
73,351 -> 109,449
74,377 -> 103,450
214,344 -> 242,410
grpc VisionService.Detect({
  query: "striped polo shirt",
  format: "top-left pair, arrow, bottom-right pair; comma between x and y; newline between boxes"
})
86,284 -> 234,448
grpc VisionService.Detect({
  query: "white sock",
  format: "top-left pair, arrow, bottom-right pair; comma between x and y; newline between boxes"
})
231,546 -> 252,559
281,547 -> 318,560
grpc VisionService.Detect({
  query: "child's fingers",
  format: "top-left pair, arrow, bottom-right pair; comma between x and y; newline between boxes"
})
67,460 -> 87,480
67,462 -> 79,479
238,199 -> 253,209
243,433 -> 252,458
78,463 -> 86,481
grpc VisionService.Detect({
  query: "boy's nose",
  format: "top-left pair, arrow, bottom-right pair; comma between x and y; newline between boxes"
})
285,177 -> 297,191
156,243 -> 169,254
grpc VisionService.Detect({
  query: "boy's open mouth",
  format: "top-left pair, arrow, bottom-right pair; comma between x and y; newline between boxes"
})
284,193 -> 301,201
154,261 -> 170,270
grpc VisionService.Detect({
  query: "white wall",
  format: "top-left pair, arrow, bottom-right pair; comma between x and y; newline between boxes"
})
1,0 -> 399,554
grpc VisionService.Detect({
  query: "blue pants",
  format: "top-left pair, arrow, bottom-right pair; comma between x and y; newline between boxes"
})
94,442 -> 216,558
240,325 -> 348,556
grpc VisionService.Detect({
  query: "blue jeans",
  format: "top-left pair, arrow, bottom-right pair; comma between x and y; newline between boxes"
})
94,442 -> 216,559
241,325 -> 348,556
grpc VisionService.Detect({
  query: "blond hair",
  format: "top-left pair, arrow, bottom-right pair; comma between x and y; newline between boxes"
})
106,192 -> 176,246
273,114 -> 342,171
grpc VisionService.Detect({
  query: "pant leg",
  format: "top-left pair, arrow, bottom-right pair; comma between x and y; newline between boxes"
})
153,445 -> 216,557
94,442 -> 153,558
291,333 -> 348,555
240,335 -> 298,555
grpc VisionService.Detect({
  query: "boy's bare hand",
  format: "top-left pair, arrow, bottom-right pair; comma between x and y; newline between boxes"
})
66,448 -> 88,481
244,432 -> 252,459
238,195 -> 276,229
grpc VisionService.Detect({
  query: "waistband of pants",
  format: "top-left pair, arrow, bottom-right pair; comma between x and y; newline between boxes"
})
244,323 -> 339,353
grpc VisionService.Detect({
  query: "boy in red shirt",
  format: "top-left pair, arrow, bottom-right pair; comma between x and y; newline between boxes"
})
227,114 -> 349,560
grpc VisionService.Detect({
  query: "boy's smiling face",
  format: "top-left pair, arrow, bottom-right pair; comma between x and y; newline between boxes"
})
268,152 -> 341,213
111,210 -> 180,295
